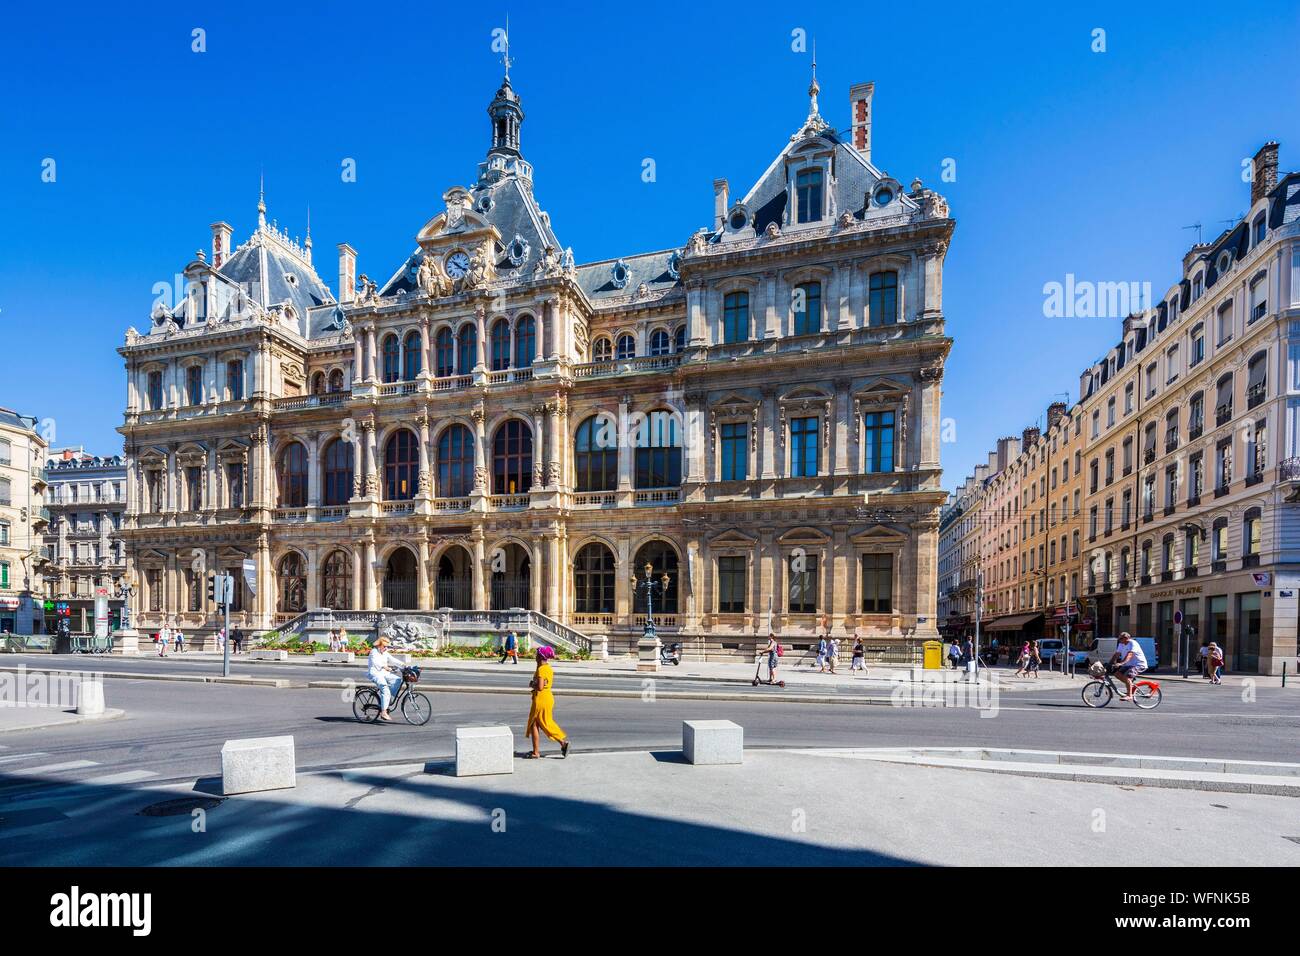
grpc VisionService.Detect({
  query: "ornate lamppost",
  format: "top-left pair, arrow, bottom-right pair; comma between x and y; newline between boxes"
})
113,577 -> 140,653
631,562 -> 670,672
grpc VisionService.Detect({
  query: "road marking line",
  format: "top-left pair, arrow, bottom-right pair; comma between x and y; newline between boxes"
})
6,760 -> 98,776
81,769 -> 157,786
0,753 -> 49,765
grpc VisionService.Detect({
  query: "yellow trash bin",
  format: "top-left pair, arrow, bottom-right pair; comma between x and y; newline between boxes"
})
922,640 -> 943,670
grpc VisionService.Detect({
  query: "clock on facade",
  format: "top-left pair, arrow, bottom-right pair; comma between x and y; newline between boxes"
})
445,251 -> 471,278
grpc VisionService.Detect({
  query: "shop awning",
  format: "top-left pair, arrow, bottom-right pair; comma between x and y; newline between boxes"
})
984,613 -> 1043,632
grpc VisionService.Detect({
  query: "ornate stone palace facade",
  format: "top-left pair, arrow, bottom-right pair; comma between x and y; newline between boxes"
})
118,69 -> 952,655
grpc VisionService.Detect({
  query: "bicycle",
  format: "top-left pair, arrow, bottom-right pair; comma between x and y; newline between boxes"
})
352,666 -> 432,725
1081,661 -> 1162,709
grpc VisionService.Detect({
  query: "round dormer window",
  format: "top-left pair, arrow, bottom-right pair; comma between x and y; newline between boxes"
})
611,260 -> 630,289
1217,251 -> 1232,274
477,193 -> 494,213
284,273 -> 299,287
666,251 -> 682,281
507,235 -> 530,267
873,185 -> 895,207
729,210 -> 747,230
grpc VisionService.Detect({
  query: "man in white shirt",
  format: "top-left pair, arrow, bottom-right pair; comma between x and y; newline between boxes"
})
1109,631 -> 1147,700
367,635 -> 405,721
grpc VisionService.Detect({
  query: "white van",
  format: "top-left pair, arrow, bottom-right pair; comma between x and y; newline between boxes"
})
1085,636 -> 1159,671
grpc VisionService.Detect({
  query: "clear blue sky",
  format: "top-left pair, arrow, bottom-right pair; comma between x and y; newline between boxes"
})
2,0 -> 1297,485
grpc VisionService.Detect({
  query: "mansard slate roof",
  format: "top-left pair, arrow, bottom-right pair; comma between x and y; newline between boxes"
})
575,250 -> 682,300
218,234 -> 334,326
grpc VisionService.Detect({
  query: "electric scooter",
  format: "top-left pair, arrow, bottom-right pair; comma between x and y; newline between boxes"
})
752,649 -> 786,688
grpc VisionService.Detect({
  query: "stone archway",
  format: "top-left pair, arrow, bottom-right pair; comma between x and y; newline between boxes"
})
382,547 -> 418,610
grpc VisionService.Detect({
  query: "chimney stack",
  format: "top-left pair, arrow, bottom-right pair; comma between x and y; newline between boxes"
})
1022,425 -> 1041,448
1251,141 -> 1279,205
338,243 -> 357,304
713,178 -> 729,231
849,82 -> 874,163
210,221 -> 233,268
1047,401 -> 1067,429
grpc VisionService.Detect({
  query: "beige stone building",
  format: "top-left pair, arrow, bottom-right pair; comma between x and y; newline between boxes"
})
0,408 -> 49,635
117,69 -> 953,657
1077,144 -> 1300,674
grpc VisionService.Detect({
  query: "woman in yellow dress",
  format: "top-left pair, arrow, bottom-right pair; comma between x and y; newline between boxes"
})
526,645 -> 569,758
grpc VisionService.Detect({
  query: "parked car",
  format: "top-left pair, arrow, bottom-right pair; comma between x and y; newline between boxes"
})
1037,638 -> 1089,667
1085,636 -> 1160,671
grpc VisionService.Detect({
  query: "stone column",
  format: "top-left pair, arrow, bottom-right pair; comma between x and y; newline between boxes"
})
365,326 -> 377,382
364,537 -> 377,609
419,316 -> 432,379
530,540 -> 543,610
417,539 -> 430,609
847,259 -> 865,328
833,379 -> 851,475
547,533 -> 560,617
686,279 -> 706,347
364,419 -> 379,499
352,548 -> 363,611
471,406 -> 488,500
352,334 -> 363,388
306,547 -> 320,609
306,434 -> 320,506
615,538 -> 631,623
760,387 -> 778,480
417,410 -> 432,499
617,397 -> 632,490
920,241 -> 947,321
475,307 -> 487,372
472,534 -> 487,610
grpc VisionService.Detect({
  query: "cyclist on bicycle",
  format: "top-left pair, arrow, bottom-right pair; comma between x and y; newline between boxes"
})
367,635 -> 405,722
1108,631 -> 1147,701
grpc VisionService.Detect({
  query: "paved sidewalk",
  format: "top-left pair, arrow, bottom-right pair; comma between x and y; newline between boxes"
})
0,706 -> 125,734
7,748 -> 1295,865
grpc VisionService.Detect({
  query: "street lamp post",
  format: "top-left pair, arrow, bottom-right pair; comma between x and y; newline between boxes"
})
632,563 -> 670,672
113,578 -> 140,655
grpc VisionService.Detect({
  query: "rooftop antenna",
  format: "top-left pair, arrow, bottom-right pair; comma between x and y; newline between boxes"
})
1182,221 -> 1202,245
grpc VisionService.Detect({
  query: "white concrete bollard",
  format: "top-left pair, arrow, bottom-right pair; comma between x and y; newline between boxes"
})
221,735 -> 296,794
682,719 -> 743,765
313,651 -> 355,664
75,678 -> 105,717
250,649 -> 289,661
455,726 -> 514,776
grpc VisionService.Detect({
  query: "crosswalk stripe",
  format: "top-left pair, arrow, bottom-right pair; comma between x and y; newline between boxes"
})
6,760 -> 98,776
0,753 -> 48,765
84,770 -> 156,786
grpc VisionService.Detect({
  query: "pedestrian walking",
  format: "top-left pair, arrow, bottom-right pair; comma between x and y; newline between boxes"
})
1207,642 -> 1225,684
335,627 -> 346,653
850,635 -> 865,672
157,622 -> 170,658
815,634 -> 828,672
500,629 -> 519,664
525,645 -> 569,759
1197,642 -> 1209,678
826,635 -> 839,674
328,628 -> 339,653
1026,639 -> 1041,678
233,628 -> 244,654
1014,641 -> 1030,677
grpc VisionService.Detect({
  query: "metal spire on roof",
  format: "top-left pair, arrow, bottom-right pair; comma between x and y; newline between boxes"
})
793,38 -> 829,139
808,38 -> 820,115
258,170 -> 267,229
502,14 -> 512,80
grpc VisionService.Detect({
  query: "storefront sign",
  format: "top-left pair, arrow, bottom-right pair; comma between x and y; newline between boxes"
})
0,597 -> 19,611
1151,585 -> 1203,599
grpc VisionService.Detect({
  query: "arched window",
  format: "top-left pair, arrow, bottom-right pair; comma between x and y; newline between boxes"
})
633,541 -> 678,614
592,337 -> 612,362
649,329 -> 670,356
381,334 -> 401,383
403,330 -> 422,380
674,326 -> 686,353
574,415 -> 617,492
634,410 -> 682,489
457,323 -> 477,373
321,438 -> 354,506
437,425 -> 474,498
278,442 -> 307,507
794,281 -> 822,335
435,327 -> 455,377
492,420 -> 533,495
616,333 -> 635,360
490,319 -> 511,371
514,314 -> 536,367
573,543 -> 615,614
384,429 -> 419,500
723,291 -> 749,343
328,368 -> 345,392
277,553 -> 306,613
320,550 -> 352,610
311,371 -> 326,395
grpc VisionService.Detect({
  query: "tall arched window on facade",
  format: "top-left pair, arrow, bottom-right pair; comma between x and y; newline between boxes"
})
321,438 -> 354,506
457,324 -> 477,374
616,333 -> 635,360
490,320 -> 511,371
649,329 -> 670,356
278,442 -> 307,507
277,553 -> 306,613
328,368 -> 345,392
573,543 -> 615,614
632,541 -> 678,614
435,327 -> 455,377
320,549 -> 352,609
311,371 -> 326,394
381,334 -> 401,383
674,325 -> 686,353
437,424 -> 475,498
492,420 -> 533,495
384,429 -> 419,500
634,410 -> 682,488
574,415 -> 617,492
403,330 -> 422,380
514,314 -> 536,367
592,337 -> 612,362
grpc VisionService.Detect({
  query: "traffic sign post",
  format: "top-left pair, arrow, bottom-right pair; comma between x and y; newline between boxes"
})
210,572 -> 234,677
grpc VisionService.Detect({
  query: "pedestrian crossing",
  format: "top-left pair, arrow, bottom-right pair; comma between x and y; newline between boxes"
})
0,749 -> 161,817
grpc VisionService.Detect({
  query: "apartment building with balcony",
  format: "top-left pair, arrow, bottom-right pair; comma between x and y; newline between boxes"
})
0,407 -> 49,634
1077,142 -> 1300,674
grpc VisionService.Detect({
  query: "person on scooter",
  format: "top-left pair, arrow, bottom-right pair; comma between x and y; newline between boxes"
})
763,633 -> 779,682
1109,631 -> 1147,701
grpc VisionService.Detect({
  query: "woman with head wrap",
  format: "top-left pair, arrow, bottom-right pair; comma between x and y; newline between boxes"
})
525,645 -> 569,758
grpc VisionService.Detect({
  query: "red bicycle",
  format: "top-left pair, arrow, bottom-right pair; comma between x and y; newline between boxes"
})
1081,662 -> 1162,709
